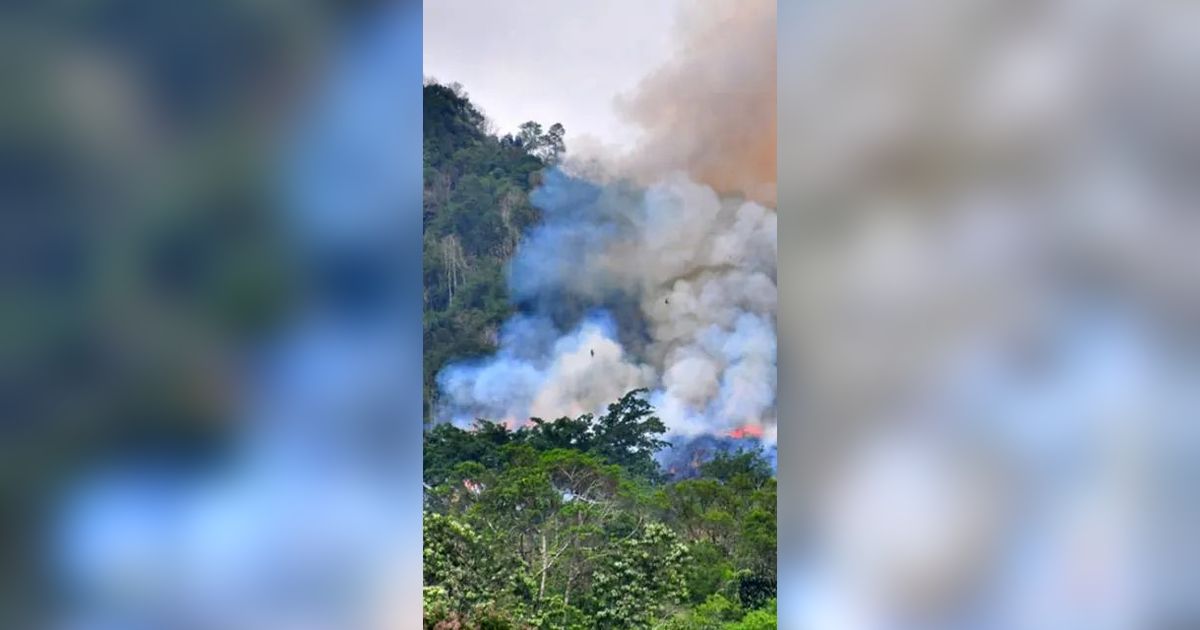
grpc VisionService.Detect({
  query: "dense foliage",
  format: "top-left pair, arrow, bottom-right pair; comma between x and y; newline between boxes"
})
423,81 -> 565,419
423,390 -> 778,629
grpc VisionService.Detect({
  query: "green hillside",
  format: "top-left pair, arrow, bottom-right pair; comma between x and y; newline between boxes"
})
422,81 -> 563,420
420,84 -> 778,629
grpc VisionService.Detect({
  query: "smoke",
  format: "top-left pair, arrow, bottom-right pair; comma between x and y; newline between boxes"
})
439,312 -> 656,424
436,1 -> 777,449
658,434 -> 780,480
616,0 -> 777,206
438,170 -> 777,443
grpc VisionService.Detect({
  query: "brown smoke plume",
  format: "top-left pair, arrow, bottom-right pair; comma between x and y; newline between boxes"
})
616,0 -> 777,205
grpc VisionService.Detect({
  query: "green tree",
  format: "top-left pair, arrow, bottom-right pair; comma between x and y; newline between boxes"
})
423,512 -> 524,621
658,594 -> 743,630
726,600 -> 777,630
589,522 -> 690,628
592,389 -> 670,480
422,391 -> 777,628
541,123 -> 566,163
518,121 -> 544,152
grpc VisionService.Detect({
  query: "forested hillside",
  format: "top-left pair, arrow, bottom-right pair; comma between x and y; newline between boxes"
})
422,84 -> 777,628
423,390 -> 778,629
422,81 -> 567,419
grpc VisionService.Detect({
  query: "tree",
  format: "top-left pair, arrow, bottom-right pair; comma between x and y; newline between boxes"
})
515,120 -> 566,163
700,450 -> 772,488
525,414 -> 594,453
542,123 -> 566,163
589,522 -> 690,627
422,390 -> 777,628
423,512 -> 523,622
592,389 -> 670,480
727,601 -> 777,630
658,593 -> 743,630
518,121 -> 544,152
423,420 -> 514,487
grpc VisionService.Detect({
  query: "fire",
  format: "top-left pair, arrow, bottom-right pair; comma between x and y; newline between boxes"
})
726,424 -> 764,439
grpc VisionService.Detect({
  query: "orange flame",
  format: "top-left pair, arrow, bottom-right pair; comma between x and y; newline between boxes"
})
726,424 -> 764,439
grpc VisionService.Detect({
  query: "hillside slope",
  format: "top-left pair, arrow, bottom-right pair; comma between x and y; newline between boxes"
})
422,82 -> 561,419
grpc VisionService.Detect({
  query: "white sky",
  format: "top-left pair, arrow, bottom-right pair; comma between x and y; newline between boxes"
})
423,0 -> 686,152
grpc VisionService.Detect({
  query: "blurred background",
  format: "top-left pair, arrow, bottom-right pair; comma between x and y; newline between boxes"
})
3,0 -> 422,627
779,1 -> 1200,628
8,0 -> 1200,628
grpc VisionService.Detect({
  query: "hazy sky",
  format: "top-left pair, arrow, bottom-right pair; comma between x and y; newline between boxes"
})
424,0 -> 686,151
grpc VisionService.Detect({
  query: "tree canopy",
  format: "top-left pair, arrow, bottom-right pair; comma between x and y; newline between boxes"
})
423,390 -> 777,629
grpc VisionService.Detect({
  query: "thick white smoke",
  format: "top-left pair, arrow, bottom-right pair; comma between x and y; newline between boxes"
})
439,313 -> 655,425
438,171 -> 777,443
436,0 -> 777,444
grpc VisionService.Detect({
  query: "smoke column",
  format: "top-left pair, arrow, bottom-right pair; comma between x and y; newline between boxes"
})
436,0 -> 777,450
616,0 -> 777,206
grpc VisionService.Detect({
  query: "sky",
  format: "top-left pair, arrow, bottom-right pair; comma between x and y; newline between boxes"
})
423,0 -> 686,152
